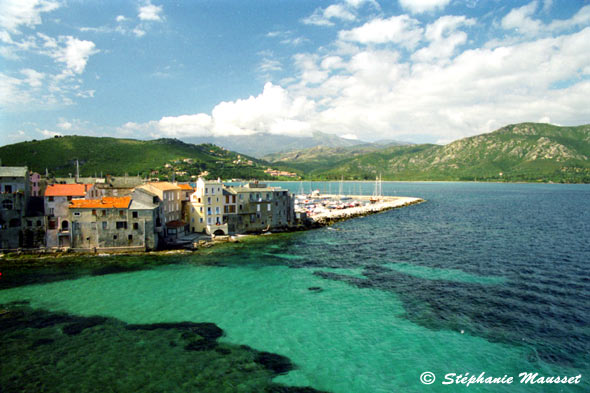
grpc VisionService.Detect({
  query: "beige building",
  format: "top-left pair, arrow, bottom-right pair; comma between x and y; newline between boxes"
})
188,178 -> 227,235
44,183 -> 93,248
137,182 -> 183,237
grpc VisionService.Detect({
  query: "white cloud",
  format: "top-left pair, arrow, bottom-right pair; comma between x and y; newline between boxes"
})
501,1 -> 542,36
123,83 -> 317,138
502,2 -> 590,38
138,2 -> 163,22
339,15 -> 423,49
39,129 -> 62,137
51,36 -> 99,75
398,0 -> 451,14
341,133 -> 359,140
133,27 -> 146,37
412,15 -> 475,63
0,0 -> 59,34
116,15 -> 127,22
302,0 -> 375,26
20,68 -> 44,87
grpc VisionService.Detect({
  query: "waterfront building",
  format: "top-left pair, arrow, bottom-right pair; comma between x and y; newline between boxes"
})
68,195 -> 160,251
44,183 -> 93,248
0,166 -> 31,250
137,181 -> 184,238
93,175 -> 144,197
227,182 -> 294,234
188,178 -> 227,235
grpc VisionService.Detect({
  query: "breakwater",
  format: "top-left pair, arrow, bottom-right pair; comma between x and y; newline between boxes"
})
308,196 -> 425,226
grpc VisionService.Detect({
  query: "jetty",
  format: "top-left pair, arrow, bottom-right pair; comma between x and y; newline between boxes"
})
296,193 -> 425,226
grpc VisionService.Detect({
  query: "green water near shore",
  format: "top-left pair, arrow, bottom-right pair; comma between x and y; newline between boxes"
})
0,261 -> 583,393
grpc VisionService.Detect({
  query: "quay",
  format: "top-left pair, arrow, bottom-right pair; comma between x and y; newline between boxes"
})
296,194 -> 425,226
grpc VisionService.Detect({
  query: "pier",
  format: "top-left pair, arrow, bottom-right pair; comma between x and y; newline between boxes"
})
296,194 -> 425,226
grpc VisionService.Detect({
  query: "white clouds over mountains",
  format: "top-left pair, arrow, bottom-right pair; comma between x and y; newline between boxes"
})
139,1 -> 590,143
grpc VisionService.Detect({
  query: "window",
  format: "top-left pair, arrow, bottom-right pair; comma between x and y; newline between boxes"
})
67,196 -> 72,201
73,212 -> 80,217
132,211 -> 138,218
48,220 -> 57,229
5,185 -> 12,193
207,207 -> 211,214
2,199 -> 13,210
133,222 -> 139,230
116,221 -> 127,229
232,195 -> 236,203
92,209 -> 97,216
205,187 -> 208,194
257,205 -> 260,212
200,207 -> 203,213
119,210 -> 125,217
198,198 -> 201,203
27,220 -> 32,227
48,196 -> 54,202
102,222 -> 107,230
207,197 -> 211,204
36,220 -> 42,227
267,204 -> 271,211
113,235 -> 117,240
215,206 -> 220,214
199,218 -> 203,223
207,217 -> 212,224
102,210 -> 106,216
153,196 -> 158,204
128,234 -> 133,240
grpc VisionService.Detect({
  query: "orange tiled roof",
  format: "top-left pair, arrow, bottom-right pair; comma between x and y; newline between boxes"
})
45,184 -> 92,197
177,184 -> 194,191
147,182 -> 182,191
69,196 -> 131,209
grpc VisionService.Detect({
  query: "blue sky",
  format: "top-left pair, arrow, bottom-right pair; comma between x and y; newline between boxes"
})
1,0 -> 589,146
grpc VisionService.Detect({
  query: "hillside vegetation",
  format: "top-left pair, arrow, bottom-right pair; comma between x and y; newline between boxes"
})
268,123 -> 590,183
0,136 -> 279,181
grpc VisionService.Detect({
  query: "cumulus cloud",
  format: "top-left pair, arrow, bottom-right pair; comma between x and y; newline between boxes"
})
412,15 -> 476,63
122,83 -> 316,138
51,36 -> 99,75
398,0 -> 451,14
502,2 -> 590,37
302,0 -> 378,26
339,15 -> 423,49
138,2 -> 163,22
0,0 -> 59,34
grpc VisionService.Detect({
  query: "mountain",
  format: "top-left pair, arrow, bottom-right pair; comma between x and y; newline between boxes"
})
269,123 -> 590,183
183,131 -> 367,158
0,136 -> 277,181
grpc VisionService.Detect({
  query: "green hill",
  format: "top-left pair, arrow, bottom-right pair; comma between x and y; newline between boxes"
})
268,123 -> 590,183
0,136 -> 278,181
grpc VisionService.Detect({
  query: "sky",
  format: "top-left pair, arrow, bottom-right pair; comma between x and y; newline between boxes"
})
1,0 -> 589,147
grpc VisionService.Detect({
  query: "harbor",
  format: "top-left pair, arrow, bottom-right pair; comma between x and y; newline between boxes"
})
294,178 -> 425,226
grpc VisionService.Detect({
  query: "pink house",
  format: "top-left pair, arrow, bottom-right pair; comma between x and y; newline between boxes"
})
30,172 -> 41,197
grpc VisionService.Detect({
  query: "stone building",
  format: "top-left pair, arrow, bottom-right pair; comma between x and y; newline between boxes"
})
136,182 -> 183,238
44,183 -> 93,248
227,182 -> 294,234
68,195 -> 160,251
0,166 -> 31,250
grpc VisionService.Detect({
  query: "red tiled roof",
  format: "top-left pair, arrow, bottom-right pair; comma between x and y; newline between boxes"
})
44,184 -> 92,197
177,184 -> 194,191
69,196 -> 131,209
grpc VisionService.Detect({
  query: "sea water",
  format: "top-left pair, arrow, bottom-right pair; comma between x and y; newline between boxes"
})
1,182 -> 589,392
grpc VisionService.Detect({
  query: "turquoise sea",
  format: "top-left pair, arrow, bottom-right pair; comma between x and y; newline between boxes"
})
1,182 -> 589,392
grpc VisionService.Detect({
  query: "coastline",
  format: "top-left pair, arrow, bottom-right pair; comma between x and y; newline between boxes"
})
0,196 -> 425,264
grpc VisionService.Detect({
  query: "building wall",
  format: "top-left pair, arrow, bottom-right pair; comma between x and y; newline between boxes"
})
189,179 -> 225,234
69,207 -> 158,251
0,171 -> 30,250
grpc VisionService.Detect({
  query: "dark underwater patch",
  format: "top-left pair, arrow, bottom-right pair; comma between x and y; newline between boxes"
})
0,303 -> 326,393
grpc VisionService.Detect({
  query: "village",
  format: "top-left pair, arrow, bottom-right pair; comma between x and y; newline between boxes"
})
0,165 -> 423,254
